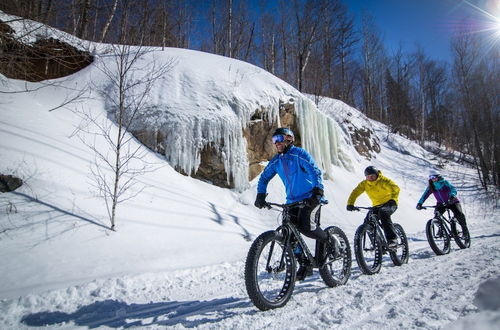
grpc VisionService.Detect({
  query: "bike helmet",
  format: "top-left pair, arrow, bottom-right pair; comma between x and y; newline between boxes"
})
364,165 -> 379,176
428,170 -> 441,179
272,127 -> 295,143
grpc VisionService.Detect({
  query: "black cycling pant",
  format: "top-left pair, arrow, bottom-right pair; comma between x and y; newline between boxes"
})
373,200 -> 398,241
436,203 -> 467,228
289,204 -> 329,243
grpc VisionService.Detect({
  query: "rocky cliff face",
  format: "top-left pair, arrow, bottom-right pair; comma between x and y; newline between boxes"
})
317,98 -> 381,161
349,126 -> 381,159
243,102 -> 302,182
132,101 -> 301,189
0,174 -> 22,192
0,20 -> 93,82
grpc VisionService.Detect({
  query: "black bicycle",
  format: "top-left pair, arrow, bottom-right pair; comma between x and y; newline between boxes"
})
421,204 -> 471,255
244,200 -> 352,311
352,206 -> 409,275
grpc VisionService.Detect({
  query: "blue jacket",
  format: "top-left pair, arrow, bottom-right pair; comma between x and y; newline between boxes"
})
257,145 -> 324,203
418,178 -> 459,205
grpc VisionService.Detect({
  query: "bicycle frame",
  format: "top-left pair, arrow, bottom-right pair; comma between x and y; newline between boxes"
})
267,201 -> 325,270
358,207 -> 393,252
423,205 -> 456,238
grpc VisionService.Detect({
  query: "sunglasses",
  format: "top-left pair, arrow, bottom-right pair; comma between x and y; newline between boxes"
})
429,175 -> 439,180
272,134 -> 286,144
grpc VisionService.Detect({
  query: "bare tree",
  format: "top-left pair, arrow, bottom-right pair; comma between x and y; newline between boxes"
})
79,44 -> 174,230
360,13 -> 387,121
335,8 -> 358,104
99,0 -> 118,43
417,55 -> 447,145
451,31 -> 499,188
278,2 -> 291,82
289,0 -> 330,91
307,1 -> 357,103
228,0 -> 232,57
75,0 -> 92,39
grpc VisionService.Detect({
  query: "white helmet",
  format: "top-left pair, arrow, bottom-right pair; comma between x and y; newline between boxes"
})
428,170 -> 441,179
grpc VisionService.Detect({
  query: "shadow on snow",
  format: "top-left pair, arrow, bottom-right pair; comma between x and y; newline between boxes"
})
21,297 -> 256,328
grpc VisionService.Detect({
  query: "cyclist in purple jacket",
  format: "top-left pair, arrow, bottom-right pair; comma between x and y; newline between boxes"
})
416,171 -> 469,235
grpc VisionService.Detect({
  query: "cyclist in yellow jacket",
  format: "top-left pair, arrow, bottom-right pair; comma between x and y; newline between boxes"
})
346,166 -> 400,247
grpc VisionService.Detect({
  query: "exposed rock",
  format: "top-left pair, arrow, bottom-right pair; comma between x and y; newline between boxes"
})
0,20 -> 14,35
278,102 -> 302,147
130,102 -> 299,188
0,20 -> 93,82
244,107 -> 277,182
131,129 -> 166,155
243,102 -> 300,182
350,127 -> 381,159
192,143 -> 233,188
0,174 -> 23,192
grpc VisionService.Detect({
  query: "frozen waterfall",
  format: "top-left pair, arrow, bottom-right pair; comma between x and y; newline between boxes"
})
295,96 -> 353,180
159,95 -> 352,191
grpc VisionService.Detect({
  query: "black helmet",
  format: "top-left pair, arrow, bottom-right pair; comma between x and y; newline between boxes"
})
272,127 -> 295,143
364,165 -> 379,176
272,127 -> 294,138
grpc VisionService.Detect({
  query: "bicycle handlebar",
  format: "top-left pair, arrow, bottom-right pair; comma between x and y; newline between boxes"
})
266,200 -> 328,209
353,206 -> 372,211
420,203 -> 448,210
266,201 -> 304,209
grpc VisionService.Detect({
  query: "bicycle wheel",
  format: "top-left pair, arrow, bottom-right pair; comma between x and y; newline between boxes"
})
354,223 -> 382,275
244,230 -> 296,311
389,223 -> 409,266
451,218 -> 471,249
319,226 -> 352,287
425,218 -> 451,255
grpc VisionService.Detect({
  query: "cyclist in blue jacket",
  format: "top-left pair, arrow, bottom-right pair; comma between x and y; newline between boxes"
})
254,127 -> 334,280
416,171 -> 469,235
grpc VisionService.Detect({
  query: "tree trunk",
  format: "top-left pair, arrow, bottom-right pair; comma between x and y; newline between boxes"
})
100,0 -> 119,43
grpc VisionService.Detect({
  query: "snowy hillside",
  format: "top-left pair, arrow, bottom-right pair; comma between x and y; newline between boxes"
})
1,13 -> 500,330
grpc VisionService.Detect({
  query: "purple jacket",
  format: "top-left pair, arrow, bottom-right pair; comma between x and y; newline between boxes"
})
418,178 -> 459,205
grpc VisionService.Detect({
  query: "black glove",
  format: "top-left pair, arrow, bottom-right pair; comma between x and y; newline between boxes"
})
346,205 -> 356,211
254,193 -> 268,209
387,199 -> 397,207
306,187 -> 323,207
447,196 -> 457,204
416,203 -> 423,210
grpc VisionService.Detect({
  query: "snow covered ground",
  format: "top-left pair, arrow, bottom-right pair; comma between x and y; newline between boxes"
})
1,12 -> 499,329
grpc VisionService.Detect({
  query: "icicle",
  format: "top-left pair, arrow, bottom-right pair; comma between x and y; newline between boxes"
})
158,95 -> 353,190
296,97 -> 353,180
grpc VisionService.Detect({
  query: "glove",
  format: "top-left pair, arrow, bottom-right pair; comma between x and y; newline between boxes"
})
346,205 -> 356,212
416,203 -> 423,210
254,193 -> 268,209
306,187 -> 323,207
447,196 -> 457,204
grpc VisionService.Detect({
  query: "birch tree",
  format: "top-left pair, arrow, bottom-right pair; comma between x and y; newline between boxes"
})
80,44 -> 174,230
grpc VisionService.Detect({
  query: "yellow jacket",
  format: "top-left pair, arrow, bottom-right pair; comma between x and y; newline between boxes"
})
347,171 -> 400,206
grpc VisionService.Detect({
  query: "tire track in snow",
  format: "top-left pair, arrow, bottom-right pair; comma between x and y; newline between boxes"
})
5,223 -> 500,329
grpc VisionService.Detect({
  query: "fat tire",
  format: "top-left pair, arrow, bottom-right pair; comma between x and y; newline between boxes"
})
389,223 -> 409,266
244,231 -> 296,311
354,223 -> 382,275
319,226 -> 352,287
426,218 -> 451,255
451,218 -> 471,249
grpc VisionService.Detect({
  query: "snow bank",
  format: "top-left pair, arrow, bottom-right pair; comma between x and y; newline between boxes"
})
444,277 -> 500,330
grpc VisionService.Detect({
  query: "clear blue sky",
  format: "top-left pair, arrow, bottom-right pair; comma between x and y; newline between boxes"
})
346,0 -> 499,62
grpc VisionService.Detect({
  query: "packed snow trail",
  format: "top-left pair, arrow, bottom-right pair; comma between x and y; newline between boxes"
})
3,215 -> 498,330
